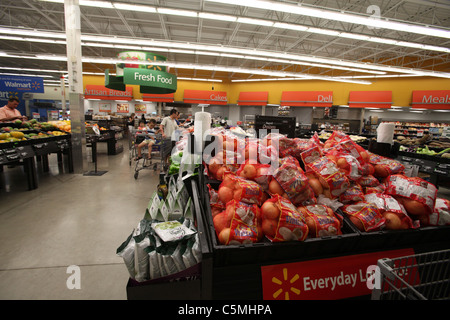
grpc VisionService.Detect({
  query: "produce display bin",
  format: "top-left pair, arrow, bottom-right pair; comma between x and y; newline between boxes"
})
372,249 -> 450,300
126,176 -> 213,300
195,163 -> 450,300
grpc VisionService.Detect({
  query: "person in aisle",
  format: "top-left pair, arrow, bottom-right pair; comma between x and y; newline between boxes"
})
175,111 -> 190,127
417,130 -> 433,145
135,119 -> 159,160
136,120 -> 148,132
160,108 -> 179,168
127,113 -> 136,136
140,114 -> 146,125
0,98 -> 27,122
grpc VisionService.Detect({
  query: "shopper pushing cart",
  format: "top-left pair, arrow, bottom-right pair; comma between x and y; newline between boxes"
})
160,109 -> 179,171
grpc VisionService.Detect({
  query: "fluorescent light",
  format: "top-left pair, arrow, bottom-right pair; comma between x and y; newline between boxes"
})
433,110 -> 450,112
307,28 -> 340,36
198,12 -> 237,22
273,22 -> 308,32
157,8 -> 198,17
113,3 -> 156,12
205,0 -> 450,39
0,66 -> 67,74
0,72 -> 54,78
79,0 -> 113,9
237,17 -> 274,26
410,111 -> 423,113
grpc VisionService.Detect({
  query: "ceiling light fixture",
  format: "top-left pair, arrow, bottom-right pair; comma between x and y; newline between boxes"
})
37,1 -> 450,54
205,0 -> 450,39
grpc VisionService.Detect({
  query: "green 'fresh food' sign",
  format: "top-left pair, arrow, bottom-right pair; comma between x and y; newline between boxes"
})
105,51 -> 177,94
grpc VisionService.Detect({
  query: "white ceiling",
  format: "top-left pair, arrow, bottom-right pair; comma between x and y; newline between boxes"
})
0,0 -> 449,84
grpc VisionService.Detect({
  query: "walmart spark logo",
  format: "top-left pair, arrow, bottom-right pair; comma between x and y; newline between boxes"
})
271,268 -> 301,300
147,55 -> 163,71
8,91 -> 19,99
31,81 -> 41,91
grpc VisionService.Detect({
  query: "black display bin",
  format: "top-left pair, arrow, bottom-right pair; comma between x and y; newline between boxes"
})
197,163 -> 450,300
126,176 -> 213,300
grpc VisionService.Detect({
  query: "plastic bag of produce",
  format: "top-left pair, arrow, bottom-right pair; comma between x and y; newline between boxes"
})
298,204 -> 343,238
368,152 -> 405,178
342,201 -> 385,232
336,136 -> 370,165
218,174 -> 264,205
302,149 -> 350,199
364,183 -> 386,195
309,132 -> 324,148
116,231 -> 136,279
339,183 -> 365,204
323,131 -> 349,150
385,174 -> 437,216
357,174 -> 380,188
364,193 -> 416,229
427,198 -> 450,226
237,160 -> 273,191
327,150 -> 362,181
216,200 -> 262,245
244,138 -> 278,165
207,184 -> 225,217
272,156 -> 316,206
151,219 -> 197,243
261,195 -> 309,242
133,233 -> 151,282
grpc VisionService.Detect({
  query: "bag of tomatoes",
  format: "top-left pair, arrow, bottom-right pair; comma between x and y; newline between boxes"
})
342,201 -> 385,232
214,200 -> 262,245
385,174 -> 437,216
368,152 -> 405,179
236,160 -> 273,192
297,204 -> 343,238
261,195 -> 309,242
217,174 -> 265,206
271,156 -> 316,206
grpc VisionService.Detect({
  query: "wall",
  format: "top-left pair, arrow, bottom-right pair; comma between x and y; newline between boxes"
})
33,75 -> 449,124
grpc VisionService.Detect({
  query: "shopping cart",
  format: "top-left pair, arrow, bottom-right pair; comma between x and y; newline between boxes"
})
371,249 -> 450,300
130,129 -> 163,179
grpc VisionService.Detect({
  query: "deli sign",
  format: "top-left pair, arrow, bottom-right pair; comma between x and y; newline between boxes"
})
261,248 -> 414,300
280,91 -> 333,107
412,90 -> 450,109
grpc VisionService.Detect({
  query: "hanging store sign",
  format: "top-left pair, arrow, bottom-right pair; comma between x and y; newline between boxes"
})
84,85 -> 133,101
142,93 -> 175,103
348,91 -> 392,108
183,90 -> 228,105
238,91 -> 268,106
0,75 -> 44,94
280,91 -> 333,107
411,90 -> 450,110
261,248 -> 415,300
105,51 -> 177,95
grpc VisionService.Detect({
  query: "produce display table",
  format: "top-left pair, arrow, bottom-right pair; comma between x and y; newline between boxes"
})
0,134 -> 73,190
397,151 -> 450,187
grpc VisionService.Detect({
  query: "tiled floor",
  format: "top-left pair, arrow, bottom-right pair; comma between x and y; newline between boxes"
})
0,140 -> 160,299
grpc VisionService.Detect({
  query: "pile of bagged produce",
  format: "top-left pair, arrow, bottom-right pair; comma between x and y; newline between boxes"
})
204,129 -> 450,245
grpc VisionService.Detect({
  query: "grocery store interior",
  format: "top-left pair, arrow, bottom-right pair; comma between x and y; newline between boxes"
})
0,0 -> 450,301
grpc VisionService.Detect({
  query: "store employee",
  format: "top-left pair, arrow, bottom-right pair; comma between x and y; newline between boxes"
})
0,98 -> 27,122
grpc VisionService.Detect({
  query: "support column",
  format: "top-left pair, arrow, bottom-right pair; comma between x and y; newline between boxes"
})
64,0 -> 86,174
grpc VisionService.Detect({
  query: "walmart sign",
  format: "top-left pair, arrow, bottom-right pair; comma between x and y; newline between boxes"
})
0,75 -> 44,115
0,75 -> 44,94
